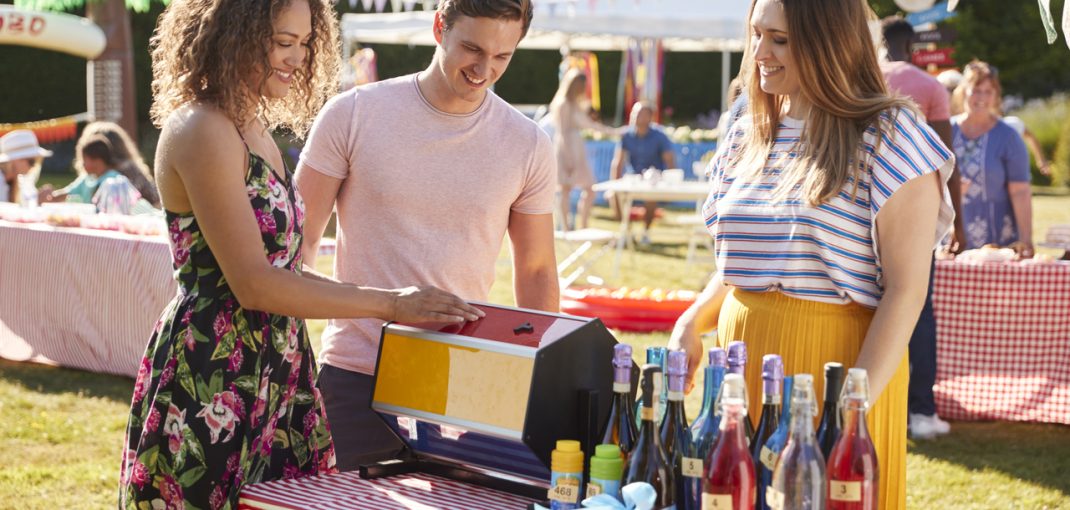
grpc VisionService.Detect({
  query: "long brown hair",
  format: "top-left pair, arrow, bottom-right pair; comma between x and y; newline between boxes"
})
734,0 -> 918,205
149,0 -> 340,137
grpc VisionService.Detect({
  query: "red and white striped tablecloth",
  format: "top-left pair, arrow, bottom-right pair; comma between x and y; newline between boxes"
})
0,220 -> 175,377
238,471 -> 537,509
932,260 -> 1070,425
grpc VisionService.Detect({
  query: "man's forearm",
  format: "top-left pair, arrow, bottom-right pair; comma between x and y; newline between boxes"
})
513,265 -> 560,312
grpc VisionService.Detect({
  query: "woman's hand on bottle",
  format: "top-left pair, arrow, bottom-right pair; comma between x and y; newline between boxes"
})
667,308 -> 703,394
388,286 -> 485,324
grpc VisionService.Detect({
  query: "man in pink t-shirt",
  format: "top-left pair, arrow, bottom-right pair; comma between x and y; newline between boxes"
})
880,16 -> 963,442
295,0 -> 559,470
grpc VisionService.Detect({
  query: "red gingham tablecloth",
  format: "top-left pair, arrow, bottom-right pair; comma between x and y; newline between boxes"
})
238,471 -> 537,509
932,260 -> 1070,425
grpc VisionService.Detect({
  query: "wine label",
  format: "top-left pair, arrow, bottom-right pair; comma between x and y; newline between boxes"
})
641,406 -> 654,421
548,477 -> 580,503
829,480 -> 862,502
668,391 -> 684,401
682,457 -> 704,478
760,445 -> 779,471
702,493 -> 733,509
613,382 -> 630,393
766,487 -> 785,510
586,481 -> 603,498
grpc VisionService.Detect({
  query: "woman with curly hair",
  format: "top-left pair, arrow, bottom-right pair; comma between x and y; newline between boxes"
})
669,0 -> 954,508
118,0 -> 483,507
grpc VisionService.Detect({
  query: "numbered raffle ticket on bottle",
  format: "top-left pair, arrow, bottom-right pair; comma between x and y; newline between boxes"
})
829,480 -> 862,502
549,477 -> 580,504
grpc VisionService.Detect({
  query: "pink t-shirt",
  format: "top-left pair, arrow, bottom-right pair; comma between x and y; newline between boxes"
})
880,60 -> 951,122
300,74 -> 556,374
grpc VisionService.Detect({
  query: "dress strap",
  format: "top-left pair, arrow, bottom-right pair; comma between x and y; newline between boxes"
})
233,123 -> 251,153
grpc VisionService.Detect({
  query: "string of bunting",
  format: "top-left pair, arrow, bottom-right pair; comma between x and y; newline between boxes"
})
0,113 -> 91,144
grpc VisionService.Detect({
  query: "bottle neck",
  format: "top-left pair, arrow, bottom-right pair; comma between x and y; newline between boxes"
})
790,407 -> 816,439
719,401 -> 749,443
728,364 -> 745,377
841,401 -> 870,438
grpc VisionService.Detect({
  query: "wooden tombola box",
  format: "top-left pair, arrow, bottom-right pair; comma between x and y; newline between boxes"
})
366,302 -> 633,499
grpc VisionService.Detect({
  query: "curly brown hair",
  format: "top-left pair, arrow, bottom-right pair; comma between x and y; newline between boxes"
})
149,0 -> 340,137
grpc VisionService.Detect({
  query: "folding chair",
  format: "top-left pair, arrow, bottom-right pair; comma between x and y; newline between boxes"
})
554,228 -> 617,288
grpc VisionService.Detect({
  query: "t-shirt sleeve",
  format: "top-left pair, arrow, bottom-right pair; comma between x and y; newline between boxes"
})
658,131 -> 674,156
299,91 -> 356,180
868,107 -> 956,251
926,79 -> 951,122
1002,125 -> 1031,183
512,127 -> 557,215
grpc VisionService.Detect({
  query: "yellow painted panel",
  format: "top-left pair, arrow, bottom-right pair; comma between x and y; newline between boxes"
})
445,348 -> 534,432
374,333 -> 450,415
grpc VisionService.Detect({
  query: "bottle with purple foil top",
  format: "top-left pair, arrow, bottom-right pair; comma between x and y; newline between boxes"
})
688,348 -> 726,509
726,341 -> 755,441
600,344 -> 639,458
660,351 -> 694,509
750,355 -> 783,510
758,375 -> 793,510
689,344 -> 724,435
636,346 -> 669,428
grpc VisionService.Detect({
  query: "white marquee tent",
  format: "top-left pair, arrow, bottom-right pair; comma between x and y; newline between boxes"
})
341,0 -> 755,108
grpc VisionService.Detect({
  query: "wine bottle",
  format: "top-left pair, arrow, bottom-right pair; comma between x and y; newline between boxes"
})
757,376 -> 792,510
636,347 -> 669,429
769,374 -> 826,510
690,348 -> 726,504
826,368 -> 878,510
660,351 -> 694,509
690,347 -> 725,436
601,344 -> 639,458
703,373 -> 757,510
726,341 -> 755,441
749,355 -> 782,510
623,364 -> 677,509
816,362 -> 844,460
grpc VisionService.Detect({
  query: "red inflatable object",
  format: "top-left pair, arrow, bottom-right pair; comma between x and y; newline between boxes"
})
560,287 -> 696,332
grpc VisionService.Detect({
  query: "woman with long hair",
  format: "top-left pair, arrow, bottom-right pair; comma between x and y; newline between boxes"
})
549,67 -> 613,231
118,0 -> 482,507
951,61 -> 1033,254
669,0 -> 954,508
76,121 -> 162,207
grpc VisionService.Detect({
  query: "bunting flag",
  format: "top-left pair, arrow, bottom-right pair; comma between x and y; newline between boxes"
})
563,52 -> 602,113
623,38 -> 665,123
0,114 -> 87,143
361,0 -> 374,11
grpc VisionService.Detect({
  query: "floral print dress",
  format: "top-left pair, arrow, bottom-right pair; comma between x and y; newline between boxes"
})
119,149 -> 336,510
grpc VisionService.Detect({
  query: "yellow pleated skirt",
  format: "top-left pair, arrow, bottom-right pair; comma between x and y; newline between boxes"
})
716,288 -> 908,510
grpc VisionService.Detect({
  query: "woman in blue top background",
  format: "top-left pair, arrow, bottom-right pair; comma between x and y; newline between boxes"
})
951,61 -> 1033,255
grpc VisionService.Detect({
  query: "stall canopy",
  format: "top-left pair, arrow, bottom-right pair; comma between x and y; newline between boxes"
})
340,0 -> 753,52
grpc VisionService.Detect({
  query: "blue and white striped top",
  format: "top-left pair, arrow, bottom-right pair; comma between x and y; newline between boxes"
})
703,108 -> 954,308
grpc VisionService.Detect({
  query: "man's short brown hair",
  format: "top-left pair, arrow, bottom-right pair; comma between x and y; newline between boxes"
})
438,0 -> 534,39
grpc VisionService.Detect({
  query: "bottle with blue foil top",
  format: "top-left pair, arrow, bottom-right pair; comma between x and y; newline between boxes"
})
689,344 -> 724,435
635,346 -> 668,428
586,444 -> 624,502
549,439 -> 585,509
759,375 -> 793,510
690,348 -> 727,471
726,341 -> 755,441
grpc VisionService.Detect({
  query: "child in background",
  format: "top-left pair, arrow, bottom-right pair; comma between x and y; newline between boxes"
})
39,136 -> 127,204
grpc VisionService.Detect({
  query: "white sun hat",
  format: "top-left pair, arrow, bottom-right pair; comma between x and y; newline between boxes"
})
0,130 -> 53,163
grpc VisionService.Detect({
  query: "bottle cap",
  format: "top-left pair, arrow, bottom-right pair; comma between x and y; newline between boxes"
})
791,374 -> 817,416
708,347 -> 727,368
589,444 -> 624,480
726,341 -> 747,369
761,354 -> 784,396
824,362 -> 844,401
613,344 -> 633,385
646,346 -> 667,368
666,350 -> 688,393
551,439 -> 584,474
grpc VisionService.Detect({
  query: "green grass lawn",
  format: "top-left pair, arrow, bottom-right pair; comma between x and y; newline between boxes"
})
2,199 -> 1069,509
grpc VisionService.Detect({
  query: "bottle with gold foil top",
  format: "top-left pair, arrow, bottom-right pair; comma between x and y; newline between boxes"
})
826,368 -> 878,510
623,364 -> 676,509
549,440 -> 585,510
703,373 -> 756,510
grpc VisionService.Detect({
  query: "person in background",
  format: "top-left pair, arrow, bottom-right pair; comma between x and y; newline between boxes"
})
295,0 -> 559,470
609,101 -> 675,244
551,67 -> 615,231
118,0 -> 480,506
951,61 -> 1033,255
0,130 -> 51,204
669,1 -> 954,508
39,136 -> 125,204
78,121 -> 162,207
880,15 -> 963,441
